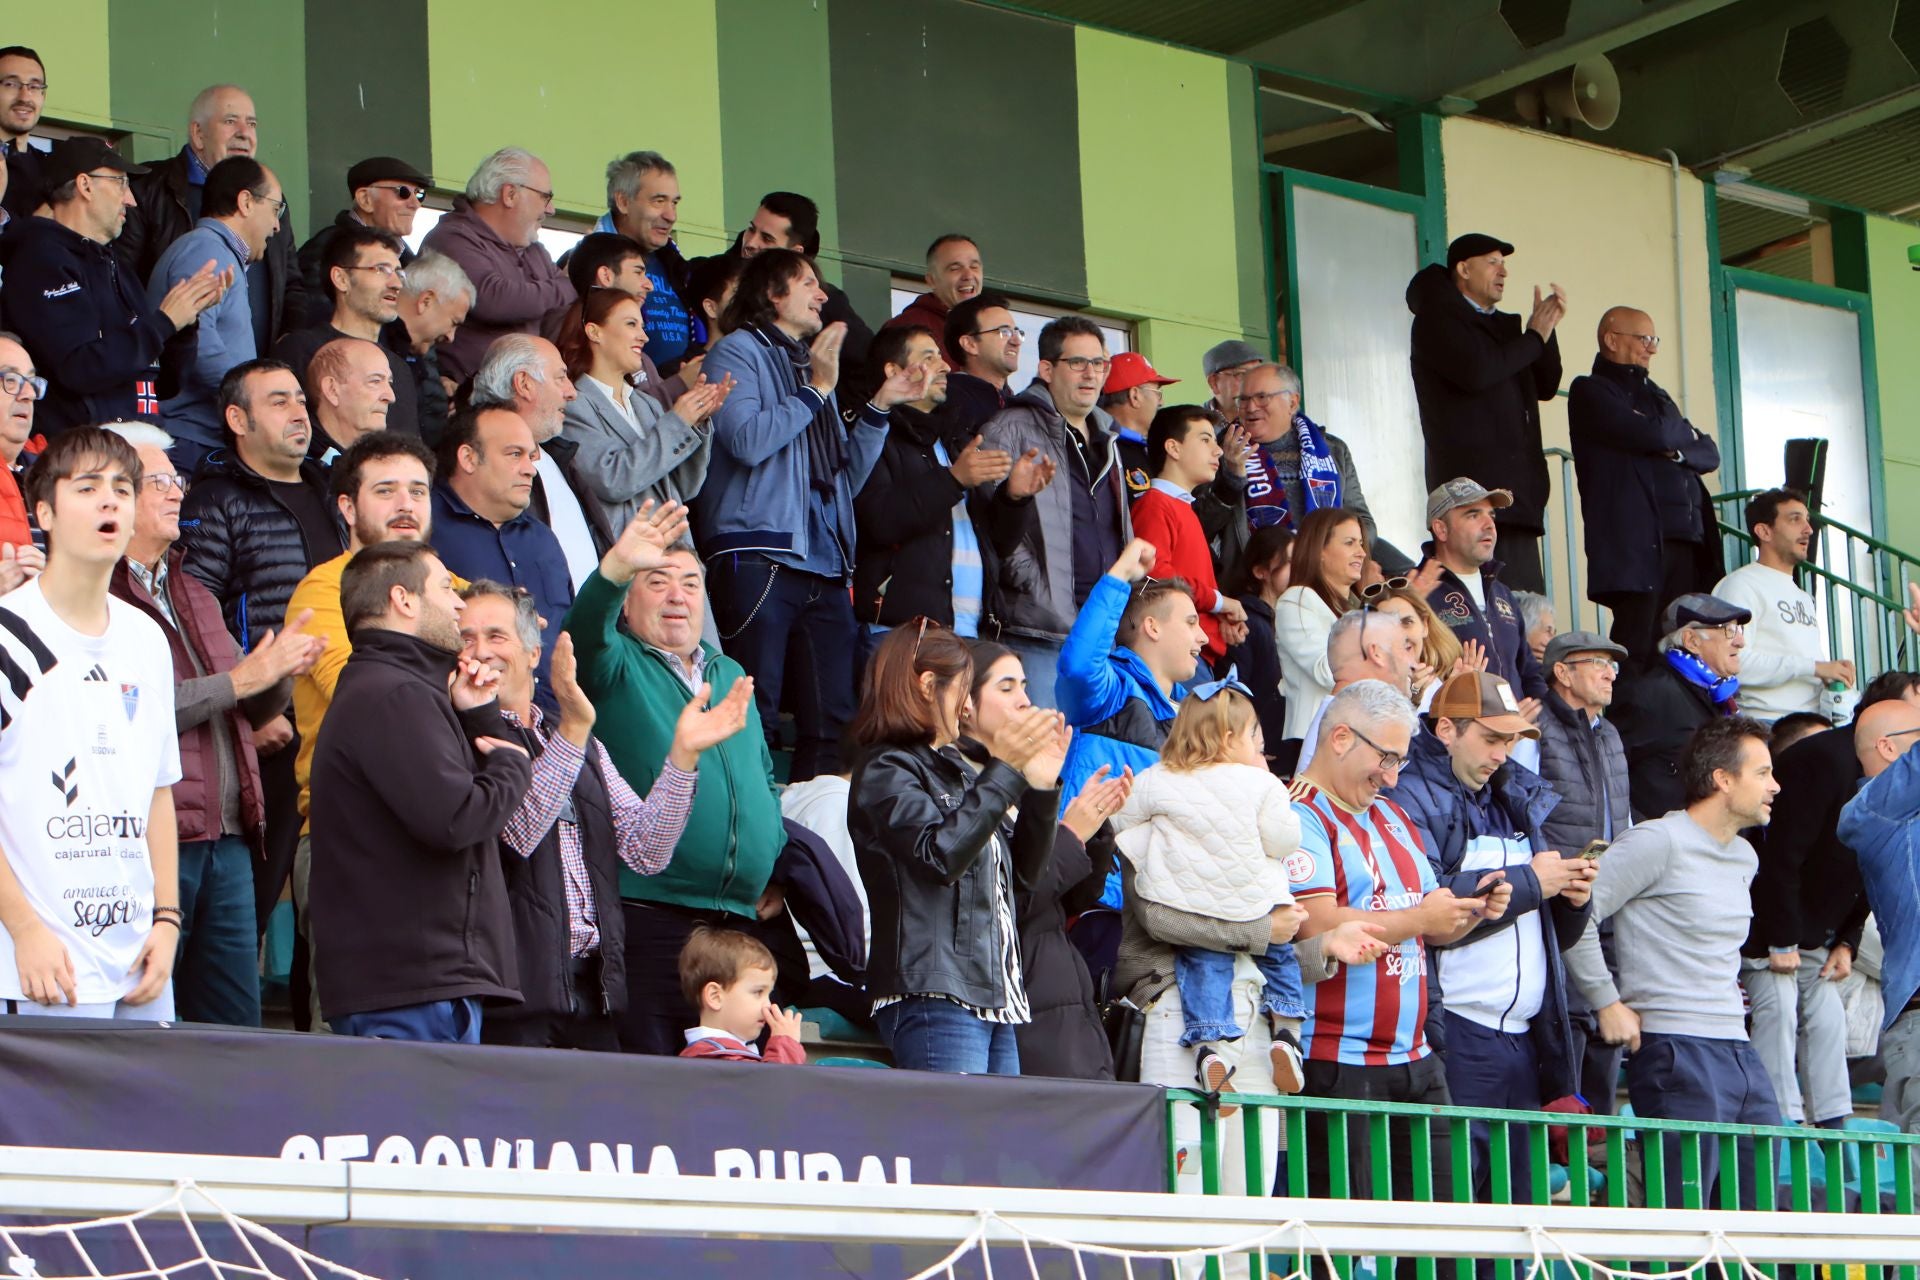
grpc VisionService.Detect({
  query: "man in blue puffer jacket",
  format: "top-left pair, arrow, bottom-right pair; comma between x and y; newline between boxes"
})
696,248 -> 920,782
1056,537 -> 1208,913
1383,671 -> 1595,1202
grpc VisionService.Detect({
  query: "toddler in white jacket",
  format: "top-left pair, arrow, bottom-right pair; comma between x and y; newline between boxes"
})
1112,674 -> 1311,1094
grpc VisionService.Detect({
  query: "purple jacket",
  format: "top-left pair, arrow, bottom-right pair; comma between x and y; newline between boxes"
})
418,199 -> 575,382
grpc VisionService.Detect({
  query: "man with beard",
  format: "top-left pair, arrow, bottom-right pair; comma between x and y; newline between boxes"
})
272,226 -> 419,436
283,431 -> 439,1029
1713,488 -> 1855,723
308,538 -> 531,1042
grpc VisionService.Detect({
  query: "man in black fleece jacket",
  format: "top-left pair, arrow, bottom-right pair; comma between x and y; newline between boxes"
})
308,539 -> 531,1042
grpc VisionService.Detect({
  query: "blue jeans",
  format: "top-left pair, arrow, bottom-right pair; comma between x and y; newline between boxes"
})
706,553 -> 857,782
333,997 -> 483,1044
1001,635 -> 1062,709
173,835 -> 262,1026
875,996 -> 1020,1075
1175,942 -> 1303,1047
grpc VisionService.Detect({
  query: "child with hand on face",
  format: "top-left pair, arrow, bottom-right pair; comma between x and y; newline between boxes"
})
677,926 -> 806,1064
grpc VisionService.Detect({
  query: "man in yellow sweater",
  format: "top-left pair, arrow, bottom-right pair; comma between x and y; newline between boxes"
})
284,432 -> 441,1028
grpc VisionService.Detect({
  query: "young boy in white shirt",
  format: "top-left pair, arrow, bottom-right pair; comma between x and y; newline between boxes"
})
0,427 -> 181,1018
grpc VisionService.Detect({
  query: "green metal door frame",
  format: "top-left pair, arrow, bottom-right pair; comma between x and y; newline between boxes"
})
1264,167 -> 1431,403
1714,264 -> 1886,538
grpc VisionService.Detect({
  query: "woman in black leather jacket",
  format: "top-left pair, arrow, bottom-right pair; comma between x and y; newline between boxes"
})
958,642 -> 1131,1080
848,620 -> 1071,1075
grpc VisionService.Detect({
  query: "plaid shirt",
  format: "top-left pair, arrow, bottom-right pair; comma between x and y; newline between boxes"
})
500,705 -> 697,956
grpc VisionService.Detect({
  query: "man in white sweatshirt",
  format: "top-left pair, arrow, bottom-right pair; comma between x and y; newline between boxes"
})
1713,488 -> 1854,721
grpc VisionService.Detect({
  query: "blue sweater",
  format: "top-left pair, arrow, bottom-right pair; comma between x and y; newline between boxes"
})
697,325 -> 887,577
1056,573 -> 1185,909
149,219 -> 255,448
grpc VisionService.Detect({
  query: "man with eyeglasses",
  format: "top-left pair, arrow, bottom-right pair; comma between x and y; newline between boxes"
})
1199,340 -> 1264,425
1713,487 -> 1856,723
422,147 -> 574,384
106,422 -> 322,1026
1407,234 -> 1565,594
1739,667 -> 1920,1135
1289,679 -> 1510,1243
977,316 -> 1123,706
1569,305 -> 1722,667
148,157 -> 286,472
1535,630 -> 1634,1111
0,46 -> 51,229
271,224 -> 419,438
295,157 -> 427,328
3,137 -> 228,438
1609,592 -> 1750,822
119,85 -> 310,349
1382,670 -> 1593,1205
1238,362 -> 1374,544
941,292 -> 1024,435
1840,632 -> 1920,1146
0,332 -> 44,585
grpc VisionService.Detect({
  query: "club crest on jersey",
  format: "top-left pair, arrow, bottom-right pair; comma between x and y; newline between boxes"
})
1126,466 -> 1149,497
1283,850 -> 1316,883
1382,813 -> 1411,844
120,682 -> 140,721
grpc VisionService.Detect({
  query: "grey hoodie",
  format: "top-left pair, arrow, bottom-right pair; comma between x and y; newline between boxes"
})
1564,809 -> 1757,1039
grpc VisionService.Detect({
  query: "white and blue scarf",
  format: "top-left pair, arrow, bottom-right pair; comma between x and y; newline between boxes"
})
1245,412 -> 1342,532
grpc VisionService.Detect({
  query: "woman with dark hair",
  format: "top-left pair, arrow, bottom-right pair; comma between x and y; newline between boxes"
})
848,621 -> 1071,1074
555,287 -> 729,538
956,641 -> 1130,1079
684,254 -> 743,349
1224,524 -> 1293,775
1272,508 -> 1366,744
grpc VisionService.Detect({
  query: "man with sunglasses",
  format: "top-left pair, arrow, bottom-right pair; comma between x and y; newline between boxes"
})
1840,635 -> 1920,1146
295,157 -> 426,328
148,157 -> 285,471
1569,306 -> 1721,667
107,422 -> 321,1025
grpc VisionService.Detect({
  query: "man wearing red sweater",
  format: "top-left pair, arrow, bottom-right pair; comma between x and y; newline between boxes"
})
1130,405 -> 1246,669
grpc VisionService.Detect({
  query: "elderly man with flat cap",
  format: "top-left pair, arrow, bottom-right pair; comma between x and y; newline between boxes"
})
1535,628 -> 1633,1110
296,156 -> 428,326
1199,339 -> 1264,425
1406,233 -> 1566,593
1608,592 -> 1750,820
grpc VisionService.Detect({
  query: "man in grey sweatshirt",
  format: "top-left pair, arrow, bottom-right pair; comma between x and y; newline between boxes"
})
1565,714 -> 1783,1206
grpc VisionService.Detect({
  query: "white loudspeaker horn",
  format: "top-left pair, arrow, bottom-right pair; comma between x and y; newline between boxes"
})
1542,55 -> 1621,130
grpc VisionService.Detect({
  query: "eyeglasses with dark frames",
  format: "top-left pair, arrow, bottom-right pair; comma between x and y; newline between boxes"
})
1346,724 -> 1407,774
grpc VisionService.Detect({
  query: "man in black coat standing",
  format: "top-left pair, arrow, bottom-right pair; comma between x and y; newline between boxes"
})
1569,306 -> 1722,667
1407,233 -> 1565,593
308,540 -> 531,1042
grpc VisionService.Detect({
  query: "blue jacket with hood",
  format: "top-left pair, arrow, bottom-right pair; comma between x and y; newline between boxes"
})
1056,572 -> 1186,909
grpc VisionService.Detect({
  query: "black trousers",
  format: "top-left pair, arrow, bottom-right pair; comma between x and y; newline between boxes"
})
1595,538 -> 1699,671
255,737 -> 301,936
483,1008 -> 622,1052
1302,1054 -> 1456,1280
617,900 -> 779,1056
1494,529 -> 1544,594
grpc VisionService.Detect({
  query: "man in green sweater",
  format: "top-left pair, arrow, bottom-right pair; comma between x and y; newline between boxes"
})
564,500 -> 783,1055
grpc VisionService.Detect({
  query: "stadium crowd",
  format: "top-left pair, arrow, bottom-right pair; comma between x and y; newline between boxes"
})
5,53 -> 1920,1208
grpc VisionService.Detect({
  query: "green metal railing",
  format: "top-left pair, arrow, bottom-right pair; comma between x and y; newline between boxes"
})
1170,1090 -> 1920,1280
1711,491 -> 1920,685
